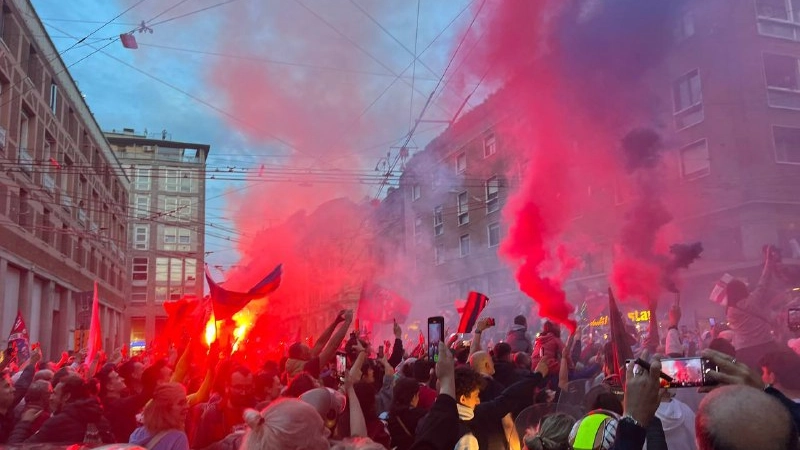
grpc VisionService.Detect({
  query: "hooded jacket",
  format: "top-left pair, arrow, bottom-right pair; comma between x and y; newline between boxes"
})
530,333 -> 565,375
505,325 -> 533,354
642,399 -> 696,450
12,397 -> 114,445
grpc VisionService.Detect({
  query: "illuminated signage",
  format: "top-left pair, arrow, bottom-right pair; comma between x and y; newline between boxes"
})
627,310 -> 650,323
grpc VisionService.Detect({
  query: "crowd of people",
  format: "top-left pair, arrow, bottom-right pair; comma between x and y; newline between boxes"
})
0,257 -> 797,450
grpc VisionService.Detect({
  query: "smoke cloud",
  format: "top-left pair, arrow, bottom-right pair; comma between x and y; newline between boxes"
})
443,0 -> 689,326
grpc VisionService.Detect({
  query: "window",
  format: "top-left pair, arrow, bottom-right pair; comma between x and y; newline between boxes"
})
673,11 -> 695,42
434,205 -> 443,236
131,286 -> 147,305
456,152 -> 467,173
49,82 -> 58,115
134,195 -> 150,219
773,126 -> 800,163
178,198 -> 192,222
164,197 -> 178,221
486,176 -> 500,213
179,170 -> 192,193
132,257 -> 148,281
185,258 -> 197,282
483,134 -> 496,157
411,184 -> 421,201
156,257 -> 169,282
435,243 -> 445,265
679,139 -> 711,178
460,234 -> 471,257
18,111 -> 32,174
457,192 -> 469,226
164,169 -> 179,191
134,224 -> 149,250
178,228 -> 191,244
488,223 -> 501,247
164,226 -> 177,244
764,53 -> 800,109
134,166 -> 151,190
757,0 -> 800,41
414,215 -> 422,236
672,69 -> 704,129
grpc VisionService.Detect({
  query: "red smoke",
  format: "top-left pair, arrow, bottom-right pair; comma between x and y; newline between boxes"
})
443,0 -> 691,325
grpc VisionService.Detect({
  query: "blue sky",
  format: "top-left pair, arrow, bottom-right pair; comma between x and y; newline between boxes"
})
29,0 -> 488,271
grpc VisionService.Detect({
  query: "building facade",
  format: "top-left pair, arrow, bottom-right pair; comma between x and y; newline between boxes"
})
0,0 -> 130,358
397,0 -> 800,331
106,130 -> 209,350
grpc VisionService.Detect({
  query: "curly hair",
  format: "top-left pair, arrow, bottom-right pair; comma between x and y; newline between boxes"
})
240,399 -> 329,450
454,367 -> 485,402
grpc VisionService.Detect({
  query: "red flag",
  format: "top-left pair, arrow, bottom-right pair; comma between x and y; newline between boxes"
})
161,296 -> 209,348
457,292 -> 489,333
6,311 -> 30,364
86,282 -> 103,366
205,264 -> 282,321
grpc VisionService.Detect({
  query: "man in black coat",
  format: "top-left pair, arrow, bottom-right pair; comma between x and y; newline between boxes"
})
9,374 -> 114,445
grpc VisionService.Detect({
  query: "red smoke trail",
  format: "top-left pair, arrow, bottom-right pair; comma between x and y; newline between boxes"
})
442,0 -> 690,327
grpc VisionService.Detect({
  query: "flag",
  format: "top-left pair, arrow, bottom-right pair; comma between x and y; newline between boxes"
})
205,264 -> 282,321
607,288 -> 634,379
161,296 -> 210,348
358,282 -> 412,325
709,273 -> 734,305
86,282 -> 103,366
457,291 -> 489,333
6,312 -> 30,365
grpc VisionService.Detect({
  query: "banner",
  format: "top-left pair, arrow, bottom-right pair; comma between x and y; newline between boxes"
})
7,311 -> 30,365
457,291 -> 489,333
709,273 -> 734,305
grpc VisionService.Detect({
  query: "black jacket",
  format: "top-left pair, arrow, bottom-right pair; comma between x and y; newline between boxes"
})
103,390 -> 151,442
492,361 -> 521,389
11,397 -> 114,445
411,394 -> 460,450
388,406 -> 427,450
468,372 -> 544,450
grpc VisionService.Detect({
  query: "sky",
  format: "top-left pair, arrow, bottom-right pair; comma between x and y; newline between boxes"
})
30,0 -> 487,273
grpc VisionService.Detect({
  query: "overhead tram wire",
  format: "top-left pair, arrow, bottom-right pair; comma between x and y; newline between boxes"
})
373,0 -> 488,200
317,0 -> 477,168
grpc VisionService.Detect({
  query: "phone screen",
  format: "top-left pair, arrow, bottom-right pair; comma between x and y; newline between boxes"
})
789,308 -> 800,331
660,357 -> 718,387
428,317 -> 444,362
336,353 -> 347,381
708,317 -> 716,327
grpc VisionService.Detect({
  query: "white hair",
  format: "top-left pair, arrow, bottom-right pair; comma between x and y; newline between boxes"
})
239,399 -> 329,450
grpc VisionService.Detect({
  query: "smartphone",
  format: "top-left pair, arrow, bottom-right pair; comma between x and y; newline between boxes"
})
486,318 -> 496,327
377,345 -> 384,359
427,316 -> 445,362
335,352 -> 347,382
708,318 -> 716,327
788,308 -> 800,332
659,357 -> 719,388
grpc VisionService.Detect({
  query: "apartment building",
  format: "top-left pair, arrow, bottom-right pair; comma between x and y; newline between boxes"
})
0,0 -> 129,357
106,129 -> 209,349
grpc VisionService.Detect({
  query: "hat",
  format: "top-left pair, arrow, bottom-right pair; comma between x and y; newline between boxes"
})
569,410 -> 619,450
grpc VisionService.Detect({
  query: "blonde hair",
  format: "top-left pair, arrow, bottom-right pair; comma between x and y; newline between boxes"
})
240,399 -> 329,450
330,437 -> 386,450
142,382 -> 186,433
524,413 -> 576,450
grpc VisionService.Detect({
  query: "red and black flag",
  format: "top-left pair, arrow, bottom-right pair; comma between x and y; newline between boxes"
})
608,288 -> 635,378
457,291 -> 489,333
205,264 -> 282,321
